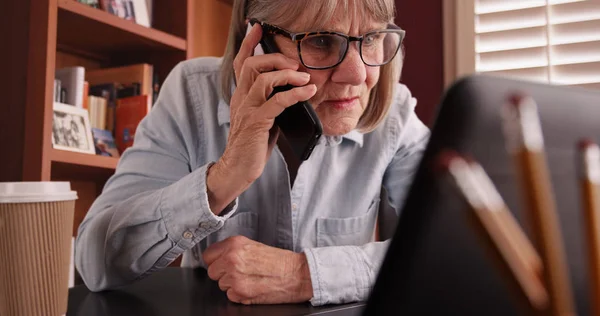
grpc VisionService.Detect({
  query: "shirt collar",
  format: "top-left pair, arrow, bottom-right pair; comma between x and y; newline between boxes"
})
216,93 -> 364,148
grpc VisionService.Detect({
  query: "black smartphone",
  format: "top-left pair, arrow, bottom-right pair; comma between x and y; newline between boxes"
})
251,22 -> 323,161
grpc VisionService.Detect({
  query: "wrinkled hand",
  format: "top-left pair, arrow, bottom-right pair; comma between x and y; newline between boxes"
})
206,23 -> 316,214
203,236 -> 313,305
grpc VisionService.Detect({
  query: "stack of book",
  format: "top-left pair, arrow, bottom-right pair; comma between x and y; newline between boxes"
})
53,63 -> 160,158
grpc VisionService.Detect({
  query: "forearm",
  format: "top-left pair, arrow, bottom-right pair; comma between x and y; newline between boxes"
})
303,240 -> 390,306
76,163 -> 237,291
206,158 -> 251,215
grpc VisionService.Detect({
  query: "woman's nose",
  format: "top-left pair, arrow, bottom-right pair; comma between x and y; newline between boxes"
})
331,44 -> 367,85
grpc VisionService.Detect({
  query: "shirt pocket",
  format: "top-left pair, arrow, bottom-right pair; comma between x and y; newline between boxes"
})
316,198 -> 380,247
207,211 -> 258,244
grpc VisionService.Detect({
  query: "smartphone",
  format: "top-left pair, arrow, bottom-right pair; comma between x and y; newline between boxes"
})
248,21 -> 323,161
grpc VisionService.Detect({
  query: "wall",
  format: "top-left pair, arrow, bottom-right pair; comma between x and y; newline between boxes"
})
395,0 -> 444,127
0,0 -> 31,181
190,0 -> 233,57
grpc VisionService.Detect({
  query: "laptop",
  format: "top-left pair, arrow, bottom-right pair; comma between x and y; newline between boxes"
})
362,75 -> 600,315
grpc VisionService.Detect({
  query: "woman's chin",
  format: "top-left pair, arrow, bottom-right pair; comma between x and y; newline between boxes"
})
321,118 -> 358,136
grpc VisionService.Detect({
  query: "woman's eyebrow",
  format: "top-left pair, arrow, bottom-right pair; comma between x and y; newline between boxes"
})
310,24 -> 389,34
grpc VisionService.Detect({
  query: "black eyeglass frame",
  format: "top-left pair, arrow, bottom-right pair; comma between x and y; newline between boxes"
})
249,18 -> 406,70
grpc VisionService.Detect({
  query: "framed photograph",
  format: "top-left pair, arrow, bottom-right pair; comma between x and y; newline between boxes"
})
99,0 -> 127,19
52,102 -> 95,155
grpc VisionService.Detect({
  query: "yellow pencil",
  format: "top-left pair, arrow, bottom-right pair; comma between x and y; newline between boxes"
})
501,95 -> 575,316
439,151 -> 548,313
579,140 -> 600,316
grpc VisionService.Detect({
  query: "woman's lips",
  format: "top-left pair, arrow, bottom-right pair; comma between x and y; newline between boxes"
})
322,97 -> 359,111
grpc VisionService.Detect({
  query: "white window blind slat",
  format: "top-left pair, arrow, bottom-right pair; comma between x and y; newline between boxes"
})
476,0 -> 546,15
486,66 -> 550,83
550,0 -> 600,24
553,61 -> 600,84
477,47 -> 548,71
476,7 -> 547,33
476,26 -> 548,53
475,0 -> 600,89
551,20 -> 600,45
551,41 -> 600,65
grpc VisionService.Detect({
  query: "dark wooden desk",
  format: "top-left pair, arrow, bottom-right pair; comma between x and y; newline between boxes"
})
67,268 -> 365,316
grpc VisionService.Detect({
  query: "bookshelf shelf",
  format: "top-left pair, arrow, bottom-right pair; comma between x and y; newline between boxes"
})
4,0 -> 230,270
57,0 -> 187,55
50,148 -> 118,170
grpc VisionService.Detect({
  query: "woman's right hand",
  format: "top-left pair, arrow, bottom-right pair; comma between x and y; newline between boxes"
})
207,23 -> 317,214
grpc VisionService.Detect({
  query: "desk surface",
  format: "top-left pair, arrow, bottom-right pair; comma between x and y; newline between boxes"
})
67,268 -> 365,316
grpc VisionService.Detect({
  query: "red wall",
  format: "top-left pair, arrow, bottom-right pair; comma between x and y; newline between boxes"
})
395,0 -> 444,127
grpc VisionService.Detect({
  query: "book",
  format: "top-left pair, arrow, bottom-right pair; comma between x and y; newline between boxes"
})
131,0 -> 150,27
99,0 -> 127,18
55,66 -> 85,108
82,81 -> 89,110
60,88 -> 67,103
86,64 -> 153,101
77,0 -> 99,8
145,0 -> 153,26
92,128 -> 120,157
117,83 -> 141,99
54,79 -> 61,102
115,95 -> 151,153
122,0 -> 136,21
88,95 -> 107,130
89,83 -> 119,133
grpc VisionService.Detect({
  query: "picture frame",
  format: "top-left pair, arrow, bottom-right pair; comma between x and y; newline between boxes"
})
99,0 -> 127,19
52,102 -> 96,155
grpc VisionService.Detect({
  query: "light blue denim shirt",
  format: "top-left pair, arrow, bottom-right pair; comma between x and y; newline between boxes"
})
75,57 -> 430,306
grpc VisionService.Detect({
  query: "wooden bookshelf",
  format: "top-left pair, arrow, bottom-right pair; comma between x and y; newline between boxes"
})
1,0 -> 192,231
57,0 -> 186,54
1,0 -> 232,271
50,148 -> 118,170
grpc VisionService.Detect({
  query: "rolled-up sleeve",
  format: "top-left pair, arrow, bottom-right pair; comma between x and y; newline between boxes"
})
303,99 -> 430,306
75,62 -> 236,292
304,241 -> 390,305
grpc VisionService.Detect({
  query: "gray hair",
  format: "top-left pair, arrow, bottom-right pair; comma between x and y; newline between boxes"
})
220,0 -> 402,133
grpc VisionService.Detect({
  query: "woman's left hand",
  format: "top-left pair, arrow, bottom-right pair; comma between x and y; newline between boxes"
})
203,236 -> 313,304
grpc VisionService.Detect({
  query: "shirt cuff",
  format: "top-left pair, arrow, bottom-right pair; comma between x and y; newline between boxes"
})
304,246 -> 370,306
159,162 -> 238,250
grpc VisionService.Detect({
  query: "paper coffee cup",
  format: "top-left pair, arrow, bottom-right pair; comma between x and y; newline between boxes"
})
0,182 -> 77,316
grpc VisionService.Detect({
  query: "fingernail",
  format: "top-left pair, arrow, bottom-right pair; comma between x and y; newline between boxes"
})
302,73 -> 311,80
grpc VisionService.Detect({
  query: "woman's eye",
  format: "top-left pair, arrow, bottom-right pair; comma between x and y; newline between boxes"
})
306,36 -> 333,49
364,33 -> 382,46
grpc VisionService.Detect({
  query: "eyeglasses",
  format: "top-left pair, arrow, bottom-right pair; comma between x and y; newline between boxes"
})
250,19 -> 406,70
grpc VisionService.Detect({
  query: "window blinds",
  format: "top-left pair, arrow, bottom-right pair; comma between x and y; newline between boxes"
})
475,0 -> 600,90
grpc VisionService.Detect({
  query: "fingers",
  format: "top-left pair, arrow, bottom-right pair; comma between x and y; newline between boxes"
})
233,23 -> 263,83
236,54 -> 301,95
218,274 -> 233,291
227,288 -> 245,304
206,258 -> 227,281
259,84 -> 317,120
202,240 -> 229,267
246,70 -> 311,101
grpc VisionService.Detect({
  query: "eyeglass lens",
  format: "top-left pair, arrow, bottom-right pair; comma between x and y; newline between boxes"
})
299,31 -> 402,68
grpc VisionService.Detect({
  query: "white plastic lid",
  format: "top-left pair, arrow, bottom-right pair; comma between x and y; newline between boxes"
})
0,182 -> 78,203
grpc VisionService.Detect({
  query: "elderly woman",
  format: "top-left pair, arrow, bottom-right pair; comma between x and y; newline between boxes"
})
75,0 -> 429,306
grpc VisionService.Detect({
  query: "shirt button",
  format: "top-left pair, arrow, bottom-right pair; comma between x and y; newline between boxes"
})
183,231 -> 193,239
292,203 -> 298,210
200,222 -> 212,229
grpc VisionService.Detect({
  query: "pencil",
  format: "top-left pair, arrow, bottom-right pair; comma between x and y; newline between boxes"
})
501,94 -> 575,316
439,151 -> 548,313
578,140 -> 600,316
